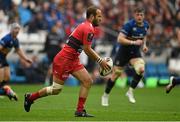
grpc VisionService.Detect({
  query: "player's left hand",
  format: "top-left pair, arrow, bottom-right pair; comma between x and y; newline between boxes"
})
100,59 -> 111,72
26,58 -> 33,64
143,46 -> 148,53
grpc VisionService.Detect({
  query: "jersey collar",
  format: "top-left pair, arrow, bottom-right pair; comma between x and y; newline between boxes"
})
86,20 -> 93,27
133,19 -> 144,27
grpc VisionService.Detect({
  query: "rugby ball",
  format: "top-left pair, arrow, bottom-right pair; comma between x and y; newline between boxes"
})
99,57 -> 113,76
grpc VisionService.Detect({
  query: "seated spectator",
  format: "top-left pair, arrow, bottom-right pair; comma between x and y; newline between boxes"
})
28,11 -> 48,33
16,55 -> 46,83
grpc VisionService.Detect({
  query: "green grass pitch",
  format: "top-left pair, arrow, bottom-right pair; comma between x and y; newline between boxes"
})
0,84 -> 180,121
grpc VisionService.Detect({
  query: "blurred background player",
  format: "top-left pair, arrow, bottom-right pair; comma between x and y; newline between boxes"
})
44,23 -> 65,86
166,76 -> 180,93
24,6 -> 111,117
101,7 -> 149,106
0,23 -> 32,100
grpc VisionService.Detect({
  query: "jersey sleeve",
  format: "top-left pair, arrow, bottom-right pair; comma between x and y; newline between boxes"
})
14,39 -> 20,49
0,37 -> 8,47
83,27 -> 94,45
120,22 -> 131,36
147,23 -> 150,30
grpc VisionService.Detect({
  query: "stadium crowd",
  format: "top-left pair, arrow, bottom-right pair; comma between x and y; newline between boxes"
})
0,0 -> 180,83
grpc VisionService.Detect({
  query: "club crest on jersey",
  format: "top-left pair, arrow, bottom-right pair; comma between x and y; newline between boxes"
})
140,33 -> 143,37
87,33 -> 94,42
133,27 -> 137,31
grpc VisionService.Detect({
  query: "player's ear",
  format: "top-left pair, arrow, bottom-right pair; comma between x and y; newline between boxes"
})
89,14 -> 95,20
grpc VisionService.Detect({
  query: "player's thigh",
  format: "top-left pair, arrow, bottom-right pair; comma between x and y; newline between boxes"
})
130,58 -> 145,65
52,56 -> 72,85
129,50 -> 143,65
4,66 -> 10,81
0,67 -> 5,82
130,58 -> 145,74
72,68 -> 93,87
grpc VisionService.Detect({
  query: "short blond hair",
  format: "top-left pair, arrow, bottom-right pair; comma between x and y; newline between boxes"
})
10,23 -> 20,30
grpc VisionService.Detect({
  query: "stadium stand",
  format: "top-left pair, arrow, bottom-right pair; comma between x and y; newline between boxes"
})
0,0 -> 179,86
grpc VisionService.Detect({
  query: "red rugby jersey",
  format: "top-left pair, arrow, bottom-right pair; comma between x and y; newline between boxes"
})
58,20 -> 95,59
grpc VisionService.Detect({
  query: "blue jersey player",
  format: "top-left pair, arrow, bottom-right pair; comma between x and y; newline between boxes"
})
101,7 -> 149,106
0,23 -> 32,101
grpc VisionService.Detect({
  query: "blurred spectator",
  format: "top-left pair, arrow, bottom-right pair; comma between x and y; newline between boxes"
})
1,0 -> 178,54
74,1 -> 86,25
44,24 -> 65,86
18,0 -> 32,26
55,20 -> 66,38
7,2 -> 20,24
1,0 -> 180,82
175,10 -> 180,28
28,11 -> 48,33
170,29 -> 180,58
0,0 -> 12,13
16,55 -> 45,83
168,29 -> 180,75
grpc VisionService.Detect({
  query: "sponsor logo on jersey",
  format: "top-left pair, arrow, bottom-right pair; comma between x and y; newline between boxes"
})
87,33 -> 94,42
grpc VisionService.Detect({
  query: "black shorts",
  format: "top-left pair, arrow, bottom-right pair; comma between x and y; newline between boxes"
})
0,57 -> 9,68
114,47 -> 141,67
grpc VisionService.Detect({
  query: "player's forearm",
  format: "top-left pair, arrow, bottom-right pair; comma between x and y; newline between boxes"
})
118,35 -> 134,45
83,46 -> 102,64
143,37 -> 147,47
16,48 -> 28,61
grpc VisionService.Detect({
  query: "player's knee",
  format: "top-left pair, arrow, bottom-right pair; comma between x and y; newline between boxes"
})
135,65 -> 145,75
134,59 -> 145,75
82,78 -> 93,89
52,89 -> 61,95
46,82 -> 63,95
139,67 -> 145,75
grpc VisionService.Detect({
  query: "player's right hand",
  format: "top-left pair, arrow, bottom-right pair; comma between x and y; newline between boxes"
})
100,59 -> 111,71
134,39 -> 143,46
